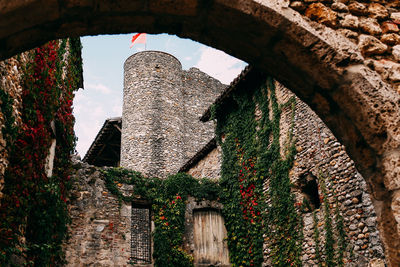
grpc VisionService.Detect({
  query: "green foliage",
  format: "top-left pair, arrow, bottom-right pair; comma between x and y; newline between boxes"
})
335,198 -> 346,267
214,76 -> 301,266
313,172 -> 349,267
103,168 -> 220,266
0,38 -> 82,266
319,174 -> 335,266
312,211 -> 322,267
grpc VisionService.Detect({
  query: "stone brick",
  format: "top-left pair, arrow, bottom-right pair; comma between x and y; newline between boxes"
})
305,3 -> 338,28
331,2 -> 348,12
275,84 -> 386,265
359,17 -> 382,35
358,34 -> 388,56
289,1 -> 306,12
341,14 -> 359,29
187,147 -> 221,180
393,45 -> 400,62
391,12 -> 400,24
368,3 -> 389,20
381,21 -> 399,33
338,28 -> 359,41
383,152 -> 400,190
381,33 -> 400,45
348,2 -> 368,16
149,0 -> 197,15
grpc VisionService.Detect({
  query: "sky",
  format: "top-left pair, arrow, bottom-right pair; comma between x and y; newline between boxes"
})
73,33 -> 247,157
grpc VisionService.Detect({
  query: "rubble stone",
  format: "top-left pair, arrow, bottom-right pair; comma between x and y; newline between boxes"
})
358,34 -> 388,56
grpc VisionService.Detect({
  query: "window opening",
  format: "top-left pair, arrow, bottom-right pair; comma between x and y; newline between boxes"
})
131,203 -> 151,264
299,173 -> 320,212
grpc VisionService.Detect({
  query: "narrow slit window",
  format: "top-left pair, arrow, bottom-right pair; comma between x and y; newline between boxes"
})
131,203 -> 151,264
299,173 -> 321,212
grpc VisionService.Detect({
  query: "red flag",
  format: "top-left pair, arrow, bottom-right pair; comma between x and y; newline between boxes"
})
130,33 -> 146,48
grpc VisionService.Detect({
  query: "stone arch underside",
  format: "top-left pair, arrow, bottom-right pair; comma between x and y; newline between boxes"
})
1,0 -> 400,265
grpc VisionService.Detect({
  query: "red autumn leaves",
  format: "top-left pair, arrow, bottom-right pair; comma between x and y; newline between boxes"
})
236,140 -> 261,225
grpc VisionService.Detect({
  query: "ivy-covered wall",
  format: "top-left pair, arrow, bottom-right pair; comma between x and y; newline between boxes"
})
63,65 -> 387,267
64,158 -> 222,267
0,52 -> 27,199
0,39 -> 82,266
210,69 -> 387,266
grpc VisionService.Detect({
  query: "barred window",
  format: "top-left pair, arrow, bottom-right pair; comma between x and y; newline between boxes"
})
131,203 -> 151,264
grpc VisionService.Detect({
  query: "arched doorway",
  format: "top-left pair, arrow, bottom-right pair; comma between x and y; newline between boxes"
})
1,0 -> 400,264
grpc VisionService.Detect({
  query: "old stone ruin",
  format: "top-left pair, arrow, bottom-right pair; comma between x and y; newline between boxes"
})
62,51 -> 387,266
2,1 -> 400,265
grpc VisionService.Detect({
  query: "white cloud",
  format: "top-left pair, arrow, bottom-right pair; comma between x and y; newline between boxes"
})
73,88 -> 120,156
112,104 -> 122,114
194,47 -> 246,84
134,47 -> 145,53
85,83 -> 112,94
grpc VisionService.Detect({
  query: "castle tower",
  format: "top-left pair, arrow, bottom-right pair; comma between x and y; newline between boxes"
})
121,51 -> 185,178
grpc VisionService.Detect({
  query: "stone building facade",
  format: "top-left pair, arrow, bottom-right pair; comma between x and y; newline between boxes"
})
71,52 -> 388,266
121,51 -> 224,178
2,2 -> 400,263
184,68 -> 387,266
66,51 -> 229,266
64,159 -> 133,266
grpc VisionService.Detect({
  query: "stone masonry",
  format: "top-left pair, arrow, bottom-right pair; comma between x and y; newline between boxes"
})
64,159 -> 133,267
2,3 -> 400,262
187,146 -> 222,180
290,0 -> 400,92
121,51 -> 224,178
279,82 -> 386,266
0,52 -> 29,200
188,76 -> 386,266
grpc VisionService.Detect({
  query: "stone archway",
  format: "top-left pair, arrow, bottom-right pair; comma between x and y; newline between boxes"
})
1,0 -> 400,264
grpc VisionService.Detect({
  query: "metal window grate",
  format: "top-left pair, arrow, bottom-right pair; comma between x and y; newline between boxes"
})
131,203 -> 151,264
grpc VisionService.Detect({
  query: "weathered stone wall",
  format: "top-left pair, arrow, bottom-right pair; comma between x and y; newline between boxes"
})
0,53 -> 28,200
65,159 -> 228,266
121,51 -> 224,178
187,147 -> 222,180
275,82 -> 386,265
64,159 -> 133,266
290,0 -> 400,91
1,3 -> 400,262
186,79 -> 386,265
182,68 -> 224,163
122,51 -> 185,178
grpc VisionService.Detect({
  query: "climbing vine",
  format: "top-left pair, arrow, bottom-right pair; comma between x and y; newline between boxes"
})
312,211 -> 322,266
0,38 -> 82,266
214,75 -> 301,266
310,171 -> 348,267
103,168 -> 221,267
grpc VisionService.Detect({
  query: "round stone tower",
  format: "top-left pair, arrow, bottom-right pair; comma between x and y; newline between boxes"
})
121,51 -> 185,178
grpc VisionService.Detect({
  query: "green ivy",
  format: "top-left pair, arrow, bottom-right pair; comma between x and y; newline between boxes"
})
313,171 -> 349,267
0,38 -> 82,266
214,75 -> 301,266
334,196 -> 346,267
312,211 -> 322,266
102,168 -> 221,267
